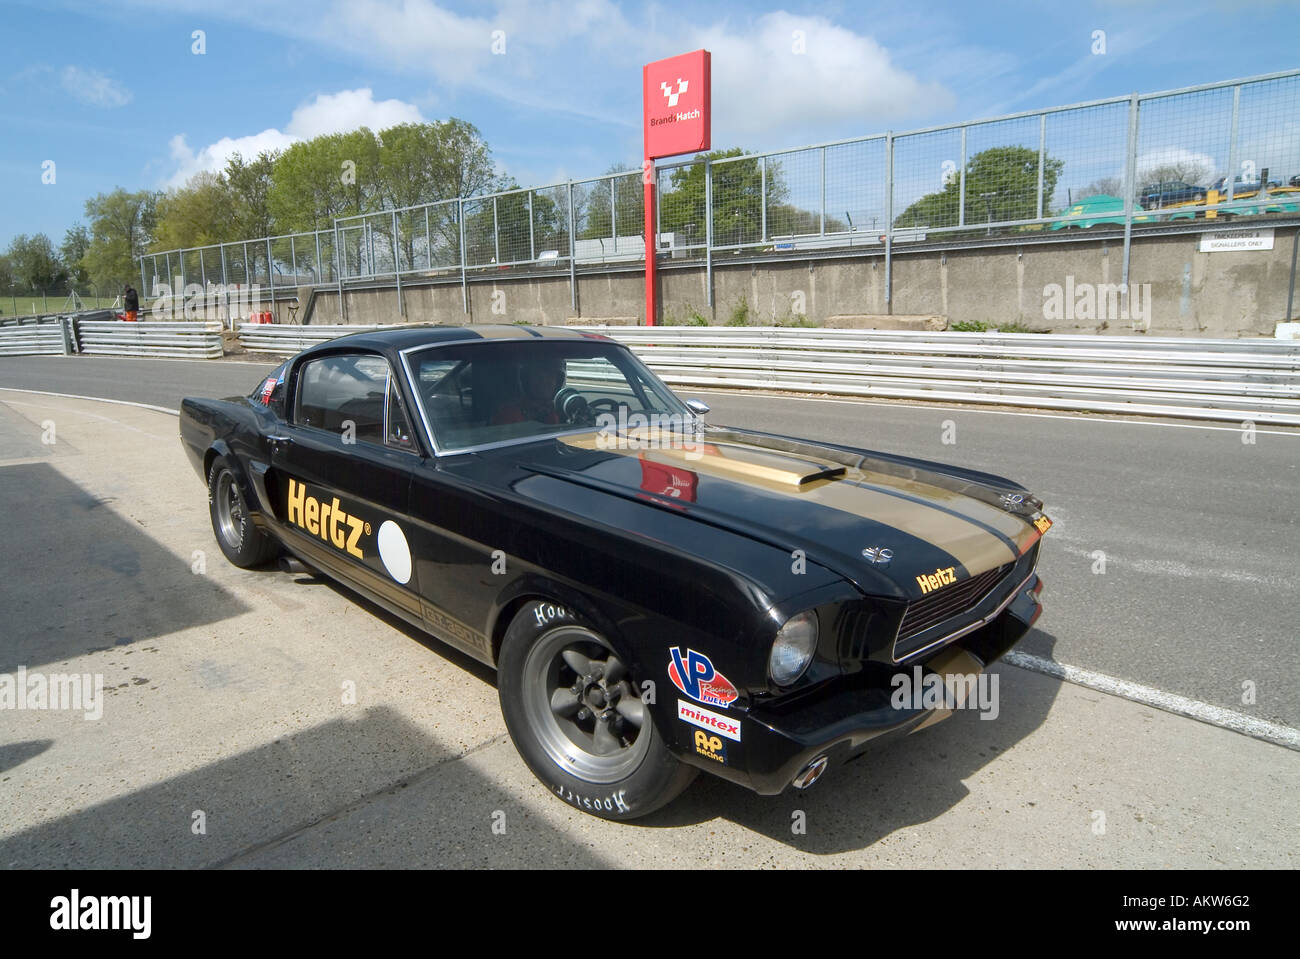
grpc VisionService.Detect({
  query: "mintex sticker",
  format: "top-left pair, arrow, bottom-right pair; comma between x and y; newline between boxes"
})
668,647 -> 738,706
677,699 -> 741,742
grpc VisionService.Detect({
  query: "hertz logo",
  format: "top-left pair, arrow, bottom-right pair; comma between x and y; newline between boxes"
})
286,478 -> 367,558
916,566 -> 958,594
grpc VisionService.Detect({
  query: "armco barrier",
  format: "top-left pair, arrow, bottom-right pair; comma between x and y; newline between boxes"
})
76,320 -> 224,359
237,323 -> 403,354
234,323 -> 1300,426
0,320 -> 68,356
582,327 -> 1300,426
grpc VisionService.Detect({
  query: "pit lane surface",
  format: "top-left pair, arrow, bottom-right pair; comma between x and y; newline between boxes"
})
0,357 -> 1297,868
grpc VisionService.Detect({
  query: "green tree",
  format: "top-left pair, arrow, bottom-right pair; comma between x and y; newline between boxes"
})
60,225 -> 92,288
153,171 -> 238,251
657,149 -> 791,247
83,189 -> 157,290
6,234 -> 66,292
224,151 -> 278,239
577,164 -> 644,241
894,145 -> 1065,228
269,128 -> 383,233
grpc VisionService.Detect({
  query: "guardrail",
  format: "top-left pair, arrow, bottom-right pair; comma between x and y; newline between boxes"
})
232,322 -> 1300,426
0,320 -> 69,356
77,320 -> 224,359
237,323 -> 403,354
580,327 -> 1300,426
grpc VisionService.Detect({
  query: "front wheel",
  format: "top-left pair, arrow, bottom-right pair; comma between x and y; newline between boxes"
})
498,601 -> 697,820
208,455 -> 278,568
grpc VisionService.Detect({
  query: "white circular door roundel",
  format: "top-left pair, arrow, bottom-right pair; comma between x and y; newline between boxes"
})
377,520 -> 412,584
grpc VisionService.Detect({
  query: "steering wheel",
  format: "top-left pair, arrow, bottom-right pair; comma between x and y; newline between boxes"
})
555,387 -> 595,425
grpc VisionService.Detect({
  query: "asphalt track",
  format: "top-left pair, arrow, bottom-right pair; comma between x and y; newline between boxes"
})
0,354 -> 1297,868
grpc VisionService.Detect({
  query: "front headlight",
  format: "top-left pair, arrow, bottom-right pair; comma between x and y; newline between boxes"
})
768,610 -> 819,686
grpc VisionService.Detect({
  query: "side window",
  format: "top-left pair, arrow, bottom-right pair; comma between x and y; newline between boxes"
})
294,353 -> 387,445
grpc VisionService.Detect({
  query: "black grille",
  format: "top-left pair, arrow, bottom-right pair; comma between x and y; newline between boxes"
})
894,563 -> 1012,658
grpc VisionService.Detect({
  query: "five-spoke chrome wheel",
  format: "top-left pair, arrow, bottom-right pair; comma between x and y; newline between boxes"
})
521,625 -> 650,783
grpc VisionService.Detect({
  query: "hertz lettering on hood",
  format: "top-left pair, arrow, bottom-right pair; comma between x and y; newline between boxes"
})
286,478 -> 369,558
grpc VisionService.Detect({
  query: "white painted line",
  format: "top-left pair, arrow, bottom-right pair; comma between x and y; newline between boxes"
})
1003,650 -> 1300,751
0,388 -> 179,416
692,388 -> 1300,437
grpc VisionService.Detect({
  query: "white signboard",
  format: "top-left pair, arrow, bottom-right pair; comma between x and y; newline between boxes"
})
1199,228 -> 1274,252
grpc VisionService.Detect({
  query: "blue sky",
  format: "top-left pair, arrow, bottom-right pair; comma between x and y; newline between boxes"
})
2,0 -> 1298,250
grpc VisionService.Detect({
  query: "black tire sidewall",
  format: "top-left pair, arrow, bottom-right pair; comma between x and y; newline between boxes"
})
498,601 -> 696,820
207,456 -> 274,568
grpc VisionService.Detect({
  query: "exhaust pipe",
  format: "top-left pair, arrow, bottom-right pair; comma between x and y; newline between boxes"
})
278,555 -> 314,576
792,755 -> 829,790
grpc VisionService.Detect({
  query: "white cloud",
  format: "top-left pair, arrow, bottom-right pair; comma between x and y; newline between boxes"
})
692,13 -> 954,145
164,88 -> 424,187
61,66 -> 132,108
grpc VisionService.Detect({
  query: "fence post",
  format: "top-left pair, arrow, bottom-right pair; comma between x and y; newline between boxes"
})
760,155 -> 767,243
819,146 -> 826,236
885,132 -> 894,312
335,220 -> 345,322
1226,85 -> 1241,201
1121,92 -> 1139,303
959,126 -> 967,227
568,182 -> 577,312
1036,113 -> 1046,220
139,256 -> 147,300
425,207 -> 431,270
493,196 -> 501,264
529,192 -> 536,262
267,237 -> 275,315
705,158 -> 714,309
219,245 -> 229,328
459,199 -> 468,314
315,231 -> 322,286
392,210 -> 403,317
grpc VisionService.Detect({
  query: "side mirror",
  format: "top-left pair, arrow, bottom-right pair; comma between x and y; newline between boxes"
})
686,398 -> 710,416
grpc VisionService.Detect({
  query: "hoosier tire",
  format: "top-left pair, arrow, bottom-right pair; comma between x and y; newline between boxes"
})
498,600 -> 697,820
208,456 -> 278,568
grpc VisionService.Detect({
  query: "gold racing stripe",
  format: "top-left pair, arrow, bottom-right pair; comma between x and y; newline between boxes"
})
803,481 -> 1017,573
471,325 -> 535,340
564,432 -> 1021,573
851,471 -> 1040,556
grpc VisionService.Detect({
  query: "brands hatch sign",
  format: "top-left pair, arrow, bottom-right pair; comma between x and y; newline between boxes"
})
642,49 -> 711,326
643,50 -> 711,159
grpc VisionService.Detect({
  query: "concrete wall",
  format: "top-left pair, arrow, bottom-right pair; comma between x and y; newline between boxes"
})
171,226 -> 1300,337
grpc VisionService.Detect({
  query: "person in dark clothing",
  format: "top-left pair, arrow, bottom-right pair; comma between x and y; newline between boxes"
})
123,284 -> 139,322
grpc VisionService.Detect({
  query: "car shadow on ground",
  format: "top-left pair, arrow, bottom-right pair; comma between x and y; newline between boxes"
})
0,462 -> 253,673
0,704 -> 611,869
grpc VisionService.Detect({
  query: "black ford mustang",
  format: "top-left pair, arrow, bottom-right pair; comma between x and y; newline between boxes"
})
179,325 -> 1050,820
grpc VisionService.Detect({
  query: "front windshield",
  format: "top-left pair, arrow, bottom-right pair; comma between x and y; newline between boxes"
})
406,338 -> 692,453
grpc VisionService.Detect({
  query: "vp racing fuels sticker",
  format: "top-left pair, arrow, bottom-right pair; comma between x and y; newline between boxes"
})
668,647 -> 738,706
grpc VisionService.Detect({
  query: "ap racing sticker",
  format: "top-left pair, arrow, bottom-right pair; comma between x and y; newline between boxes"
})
668,647 -> 738,707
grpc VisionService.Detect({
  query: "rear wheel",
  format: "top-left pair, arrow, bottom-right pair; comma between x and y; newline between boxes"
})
208,456 -> 278,568
498,601 -> 697,820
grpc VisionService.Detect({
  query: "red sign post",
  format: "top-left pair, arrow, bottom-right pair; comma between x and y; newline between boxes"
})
642,50 -> 710,326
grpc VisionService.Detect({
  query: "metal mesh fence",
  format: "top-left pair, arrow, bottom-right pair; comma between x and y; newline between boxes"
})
143,69 -> 1300,292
